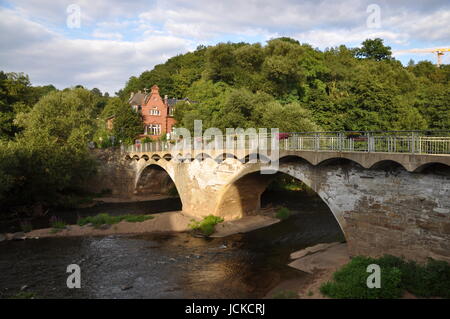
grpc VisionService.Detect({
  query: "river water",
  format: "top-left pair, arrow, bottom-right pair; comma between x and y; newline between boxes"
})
0,191 -> 344,299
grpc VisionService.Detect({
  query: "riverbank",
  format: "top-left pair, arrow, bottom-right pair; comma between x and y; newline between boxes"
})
267,242 -> 445,299
265,242 -> 349,299
2,210 -> 281,240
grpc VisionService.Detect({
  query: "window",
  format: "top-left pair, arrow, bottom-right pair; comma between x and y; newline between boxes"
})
147,124 -> 161,135
149,108 -> 160,116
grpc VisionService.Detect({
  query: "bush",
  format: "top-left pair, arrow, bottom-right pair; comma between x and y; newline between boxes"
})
189,215 -> 224,236
320,256 -> 403,299
276,207 -> 291,220
141,137 -> 153,144
49,216 -> 66,233
320,255 -> 450,299
399,258 -> 450,298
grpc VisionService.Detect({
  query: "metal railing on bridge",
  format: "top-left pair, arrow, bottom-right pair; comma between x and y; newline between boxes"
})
122,130 -> 450,155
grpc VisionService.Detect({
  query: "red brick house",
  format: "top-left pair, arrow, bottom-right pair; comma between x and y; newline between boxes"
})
128,85 -> 193,139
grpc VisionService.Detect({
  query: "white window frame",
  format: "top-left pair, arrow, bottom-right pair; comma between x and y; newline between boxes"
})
147,124 -> 161,135
150,108 -> 160,116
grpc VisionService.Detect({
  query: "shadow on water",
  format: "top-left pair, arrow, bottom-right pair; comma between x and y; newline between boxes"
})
0,189 -> 344,299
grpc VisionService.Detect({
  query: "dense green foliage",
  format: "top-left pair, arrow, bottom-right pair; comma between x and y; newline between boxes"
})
320,255 -> 450,299
0,88 -> 103,209
119,38 -> 449,132
355,38 -> 392,61
95,97 -> 143,146
0,72 -> 56,140
0,74 -> 143,212
189,215 -> 224,236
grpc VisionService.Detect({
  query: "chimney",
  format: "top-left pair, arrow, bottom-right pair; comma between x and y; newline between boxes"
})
151,85 -> 160,95
164,94 -> 168,105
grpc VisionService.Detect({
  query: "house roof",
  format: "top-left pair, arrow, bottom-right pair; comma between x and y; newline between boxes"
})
129,88 -> 197,107
167,97 -> 197,106
128,92 -> 147,105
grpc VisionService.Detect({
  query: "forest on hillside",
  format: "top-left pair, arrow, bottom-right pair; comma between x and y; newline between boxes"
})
118,38 -> 450,133
0,37 -> 449,211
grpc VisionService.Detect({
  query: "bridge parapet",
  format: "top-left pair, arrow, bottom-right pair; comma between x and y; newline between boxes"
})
123,130 -> 450,155
123,131 -> 450,172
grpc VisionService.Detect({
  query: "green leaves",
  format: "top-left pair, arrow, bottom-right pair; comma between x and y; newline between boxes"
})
321,255 -> 450,299
355,38 -> 392,61
112,100 -> 142,144
0,88 -> 100,210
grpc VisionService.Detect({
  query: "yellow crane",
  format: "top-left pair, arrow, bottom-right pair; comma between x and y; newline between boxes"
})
395,48 -> 450,67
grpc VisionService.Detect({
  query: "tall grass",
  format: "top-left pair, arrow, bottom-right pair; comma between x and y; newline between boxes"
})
77,213 -> 154,228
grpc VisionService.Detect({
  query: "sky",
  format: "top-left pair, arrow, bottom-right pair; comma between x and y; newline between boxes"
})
0,0 -> 449,95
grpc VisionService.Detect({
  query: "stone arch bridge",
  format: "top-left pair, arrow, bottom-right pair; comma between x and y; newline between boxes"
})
102,132 -> 450,262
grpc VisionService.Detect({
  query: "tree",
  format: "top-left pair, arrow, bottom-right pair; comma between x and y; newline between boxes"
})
0,88 -> 101,210
356,38 -> 392,61
111,100 -> 143,144
205,43 -> 238,85
0,72 -> 58,140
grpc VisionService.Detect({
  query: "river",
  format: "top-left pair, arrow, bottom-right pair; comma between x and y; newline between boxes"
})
0,190 -> 344,299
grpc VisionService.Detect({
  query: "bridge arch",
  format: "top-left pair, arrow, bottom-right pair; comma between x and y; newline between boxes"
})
279,155 -> 313,166
134,161 -> 184,208
214,162 -> 347,237
151,154 -> 161,161
195,153 -> 212,161
241,153 -> 260,164
316,157 -> 364,170
369,160 -> 407,171
214,153 -> 238,163
413,162 -> 450,174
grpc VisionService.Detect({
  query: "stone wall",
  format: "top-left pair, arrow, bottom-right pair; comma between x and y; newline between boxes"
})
83,149 -> 137,196
278,161 -> 450,263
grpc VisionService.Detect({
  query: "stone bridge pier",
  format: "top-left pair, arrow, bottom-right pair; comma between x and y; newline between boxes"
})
125,151 -> 450,263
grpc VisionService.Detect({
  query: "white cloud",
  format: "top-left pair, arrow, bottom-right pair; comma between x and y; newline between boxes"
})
0,8 -> 193,94
92,30 -> 123,40
294,28 -> 410,49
